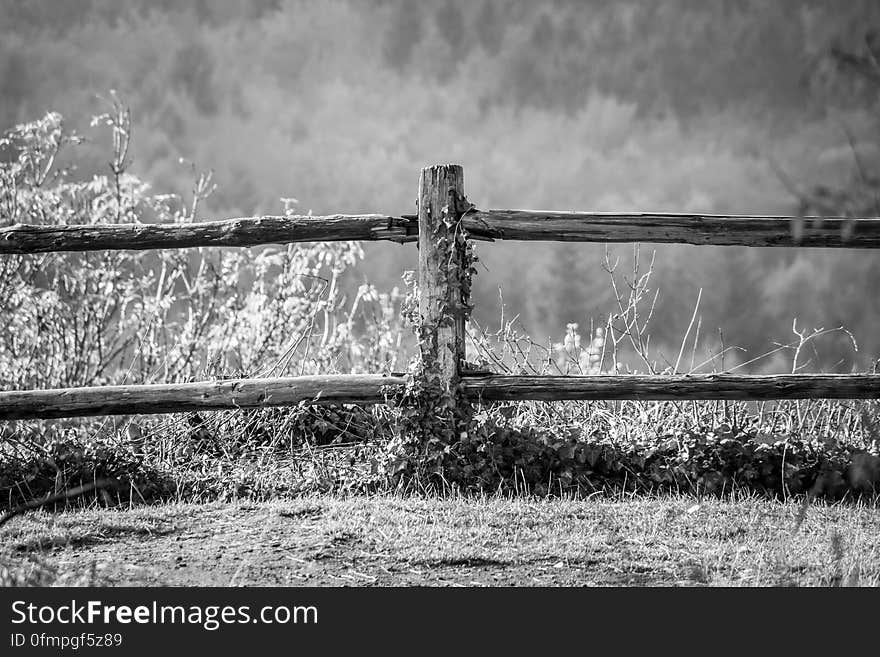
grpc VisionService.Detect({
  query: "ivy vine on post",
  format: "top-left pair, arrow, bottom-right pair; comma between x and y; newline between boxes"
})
384,164 -> 478,487
419,164 -> 469,392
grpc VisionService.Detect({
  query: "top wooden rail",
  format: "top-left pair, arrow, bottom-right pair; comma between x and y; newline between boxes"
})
2,211 -> 880,253
0,214 -> 420,254
461,210 -> 880,248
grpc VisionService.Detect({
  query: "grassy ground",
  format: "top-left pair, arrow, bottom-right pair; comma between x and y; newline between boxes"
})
2,493 -> 878,587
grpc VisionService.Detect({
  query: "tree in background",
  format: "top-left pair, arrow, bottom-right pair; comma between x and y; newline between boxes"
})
3,1 -> 880,370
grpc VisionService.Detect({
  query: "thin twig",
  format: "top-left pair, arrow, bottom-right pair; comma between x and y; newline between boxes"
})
0,479 -> 118,529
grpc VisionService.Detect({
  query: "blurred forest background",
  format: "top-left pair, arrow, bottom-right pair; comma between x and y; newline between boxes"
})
2,0 -> 880,373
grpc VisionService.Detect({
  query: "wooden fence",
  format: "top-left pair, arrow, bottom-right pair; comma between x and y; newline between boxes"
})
1,163 -> 879,421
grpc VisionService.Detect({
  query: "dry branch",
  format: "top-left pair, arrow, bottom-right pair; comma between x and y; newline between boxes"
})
0,374 -> 407,420
0,479 -> 118,528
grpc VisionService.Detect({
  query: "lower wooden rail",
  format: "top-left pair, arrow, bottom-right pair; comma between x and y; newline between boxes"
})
461,373 -> 880,401
0,374 -> 407,420
2,373 -> 878,420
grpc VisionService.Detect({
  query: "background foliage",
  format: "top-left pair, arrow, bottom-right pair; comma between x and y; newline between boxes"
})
2,0 -> 880,370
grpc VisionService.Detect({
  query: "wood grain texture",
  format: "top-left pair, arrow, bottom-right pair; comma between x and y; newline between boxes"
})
463,210 -> 880,248
461,374 -> 880,401
4,373 -> 877,419
0,215 -> 418,253
418,164 -> 467,395
4,211 -> 880,254
0,374 -> 407,420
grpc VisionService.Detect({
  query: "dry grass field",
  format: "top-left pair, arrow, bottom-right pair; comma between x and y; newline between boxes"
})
2,494 -> 879,587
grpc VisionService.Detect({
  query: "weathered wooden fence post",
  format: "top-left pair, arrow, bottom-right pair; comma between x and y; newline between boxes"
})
417,164 -> 470,429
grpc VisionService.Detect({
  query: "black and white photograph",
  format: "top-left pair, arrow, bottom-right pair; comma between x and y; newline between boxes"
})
2,0 -> 880,619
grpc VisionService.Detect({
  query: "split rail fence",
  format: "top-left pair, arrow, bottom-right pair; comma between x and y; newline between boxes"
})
1,163 -> 879,421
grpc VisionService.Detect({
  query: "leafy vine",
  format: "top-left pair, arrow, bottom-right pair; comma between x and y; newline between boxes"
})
381,191 -> 479,487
